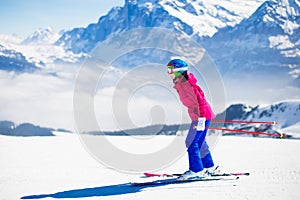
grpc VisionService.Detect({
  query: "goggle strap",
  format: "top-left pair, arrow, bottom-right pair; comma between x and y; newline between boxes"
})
172,67 -> 188,72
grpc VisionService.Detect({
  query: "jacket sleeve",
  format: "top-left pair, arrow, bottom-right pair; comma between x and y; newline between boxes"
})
177,84 -> 200,121
186,87 -> 200,121
193,85 -> 207,117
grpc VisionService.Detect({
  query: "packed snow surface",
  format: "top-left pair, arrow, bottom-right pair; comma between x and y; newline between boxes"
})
0,133 -> 299,200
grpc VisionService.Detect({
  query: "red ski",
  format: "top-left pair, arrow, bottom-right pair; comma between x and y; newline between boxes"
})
143,172 -> 250,178
131,176 -> 239,186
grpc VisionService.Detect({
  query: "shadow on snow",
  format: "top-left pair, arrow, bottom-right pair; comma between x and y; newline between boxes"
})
21,178 -> 237,199
21,183 -> 148,199
20,179 -> 199,199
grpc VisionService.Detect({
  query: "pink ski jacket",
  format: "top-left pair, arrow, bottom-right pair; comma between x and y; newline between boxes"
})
173,73 -> 215,121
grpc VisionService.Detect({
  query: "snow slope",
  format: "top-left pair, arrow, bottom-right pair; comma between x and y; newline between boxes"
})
57,0 -> 265,53
0,44 -> 39,72
0,30 -> 85,72
21,27 -> 60,45
1,134 -> 299,200
214,100 -> 300,138
203,0 -> 300,78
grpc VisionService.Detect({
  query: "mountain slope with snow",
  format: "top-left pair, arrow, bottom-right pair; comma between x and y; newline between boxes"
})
56,0 -> 265,53
214,100 -> 300,138
54,0 -> 299,87
217,101 -> 300,128
21,27 -> 60,45
0,44 -> 39,72
202,0 -> 300,79
0,28 -> 86,72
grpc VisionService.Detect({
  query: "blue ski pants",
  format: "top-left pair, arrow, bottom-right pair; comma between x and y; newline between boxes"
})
185,120 -> 214,172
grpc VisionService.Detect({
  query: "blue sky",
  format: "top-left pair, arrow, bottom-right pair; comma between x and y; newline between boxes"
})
0,0 -> 124,37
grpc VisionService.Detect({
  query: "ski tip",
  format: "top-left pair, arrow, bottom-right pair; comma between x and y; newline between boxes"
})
144,172 -> 174,177
144,172 -> 158,177
143,172 -> 152,177
234,172 -> 250,176
144,172 -> 169,177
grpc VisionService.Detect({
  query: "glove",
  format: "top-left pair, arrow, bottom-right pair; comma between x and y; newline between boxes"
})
197,117 -> 206,131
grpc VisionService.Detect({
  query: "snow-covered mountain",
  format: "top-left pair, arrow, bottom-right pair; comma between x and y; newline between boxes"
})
214,100 -> 300,137
22,27 -> 61,45
235,102 -> 300,129
56,0 -> 265,53
0,28 -> 86,72
2,0 -> 298,79
0,44 -> 39,72
54,0 -> 299,83
202,0 -> 300,79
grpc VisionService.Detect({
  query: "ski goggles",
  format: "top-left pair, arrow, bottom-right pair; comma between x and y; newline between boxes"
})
167,67 -> 189,74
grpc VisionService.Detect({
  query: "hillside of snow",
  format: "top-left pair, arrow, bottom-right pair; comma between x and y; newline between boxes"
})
21,27 -> 60,45
236,101 -> 300,129
0,0 -> 298,78
56,0 -> 265,53
0,134 -> 299,200
0,30 -> 85,72
214,100 -> 300,138
202,0 -> 300,79
0,44 -> 39,72
0,0 -> 298,81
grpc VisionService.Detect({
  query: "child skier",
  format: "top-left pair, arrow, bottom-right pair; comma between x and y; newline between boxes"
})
167,59 -> 217,180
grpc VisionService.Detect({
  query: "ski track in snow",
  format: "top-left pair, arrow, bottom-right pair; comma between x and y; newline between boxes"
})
0,134 -> 299,200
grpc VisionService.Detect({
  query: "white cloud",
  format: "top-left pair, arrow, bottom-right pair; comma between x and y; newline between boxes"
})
1,63 -> 298,132
0,71 -> 74,130
0,66 -> 190,132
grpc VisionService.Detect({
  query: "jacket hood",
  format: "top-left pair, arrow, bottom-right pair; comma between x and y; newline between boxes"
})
187,73 -> 197,86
